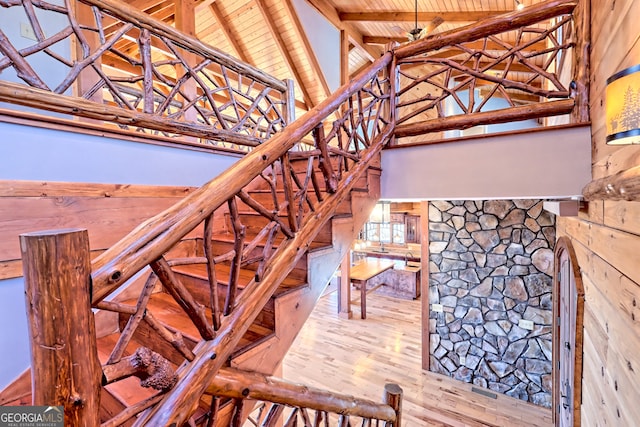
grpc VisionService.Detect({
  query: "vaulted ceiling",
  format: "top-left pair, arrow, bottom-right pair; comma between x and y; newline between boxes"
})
121,0 -> 550,115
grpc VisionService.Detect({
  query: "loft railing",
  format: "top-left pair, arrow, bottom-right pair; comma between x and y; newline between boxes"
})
0,0 -> 293,151
7,0 -> 583,425
392,0 -> 584,141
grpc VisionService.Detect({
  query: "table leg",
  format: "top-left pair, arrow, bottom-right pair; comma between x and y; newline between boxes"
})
361,279 -> 366,319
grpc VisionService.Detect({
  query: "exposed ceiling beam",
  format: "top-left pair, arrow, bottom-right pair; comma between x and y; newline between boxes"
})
304,0 -> 382,63
254,0 -> 313,109
208,2 -> 251,64
281,0 -> 331,100
339,11 -> 507,23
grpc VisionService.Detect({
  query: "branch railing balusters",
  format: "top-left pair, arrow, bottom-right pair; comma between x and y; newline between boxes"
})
225,197 -> 246,315
0,0 -> 291,149
9,1 -> 585,425
204,211 -> 222,330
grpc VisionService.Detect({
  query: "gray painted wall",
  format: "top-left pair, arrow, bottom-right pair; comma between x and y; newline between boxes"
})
0,122 -> 239,185
0,121 -> 240,388
381,125 -> 592,200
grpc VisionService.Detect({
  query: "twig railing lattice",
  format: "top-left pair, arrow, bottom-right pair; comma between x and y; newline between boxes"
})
393,0 -> 578,138
88,51 -> 392,426
0,0 -> 292,150
8,1 -> 585,425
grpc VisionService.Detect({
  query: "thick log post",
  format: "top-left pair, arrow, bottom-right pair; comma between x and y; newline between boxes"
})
383,383 -> 403,427
20,228 -> 101,426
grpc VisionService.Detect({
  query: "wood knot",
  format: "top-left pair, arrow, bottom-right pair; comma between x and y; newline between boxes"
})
132,347 -> 177,391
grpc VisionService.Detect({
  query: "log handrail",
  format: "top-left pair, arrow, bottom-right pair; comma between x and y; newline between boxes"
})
7,1 -> 585,425
582,164 -> 640,201
90,52 -> 393,302
0,0 -> 291,148
394,0 -> 577,59
80,0 -> 285,92
206,367 -> 399,424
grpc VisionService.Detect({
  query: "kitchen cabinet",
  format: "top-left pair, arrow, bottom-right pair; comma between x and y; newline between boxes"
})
405,215 -> 421,243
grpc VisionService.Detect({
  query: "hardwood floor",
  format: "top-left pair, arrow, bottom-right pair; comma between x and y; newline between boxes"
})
282,290 -> 553,427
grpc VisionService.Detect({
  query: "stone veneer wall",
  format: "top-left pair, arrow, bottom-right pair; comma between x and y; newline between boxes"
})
428,200 -> 555,407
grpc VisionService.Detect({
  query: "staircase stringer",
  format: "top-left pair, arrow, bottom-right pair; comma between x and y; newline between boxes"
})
230,167 -> 381,375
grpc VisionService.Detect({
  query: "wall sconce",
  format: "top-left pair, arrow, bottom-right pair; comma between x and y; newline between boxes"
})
606,64 -> 640,145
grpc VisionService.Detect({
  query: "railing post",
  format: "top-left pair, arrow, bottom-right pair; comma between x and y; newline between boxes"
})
20,228 -> 101,426
383,383 -> 403,427
384,42 -> 399,147
284,78 -> 296,125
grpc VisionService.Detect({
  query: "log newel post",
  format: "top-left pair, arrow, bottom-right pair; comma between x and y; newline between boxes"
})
20,228 -> 101,426
383,383 -> 403,427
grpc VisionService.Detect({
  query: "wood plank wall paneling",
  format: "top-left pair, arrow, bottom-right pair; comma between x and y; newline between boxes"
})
588,0 -> 640,174
0,180 -> 198,280
561,1 -> 640,422
558,206 -> 640,425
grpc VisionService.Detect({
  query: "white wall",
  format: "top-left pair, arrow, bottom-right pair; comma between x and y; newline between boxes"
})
0,0 -> 72,116
292,0 -> 340,92
381,125 -> 592,200
0,122 -> 239,185
0,121 -> 240,389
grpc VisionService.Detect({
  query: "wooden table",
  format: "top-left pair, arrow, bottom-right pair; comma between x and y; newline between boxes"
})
350,258 -> 394,319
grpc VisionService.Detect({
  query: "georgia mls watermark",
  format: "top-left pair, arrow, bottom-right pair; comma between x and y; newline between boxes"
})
0,406 -> 63,427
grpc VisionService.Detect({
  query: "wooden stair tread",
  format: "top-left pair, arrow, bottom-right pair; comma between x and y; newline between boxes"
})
172,262 -> 307,295
119,293 -> 275,353
210,231 -> 329,251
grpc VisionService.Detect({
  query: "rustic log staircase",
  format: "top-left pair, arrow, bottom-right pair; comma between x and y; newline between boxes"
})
0,0 -> 585,425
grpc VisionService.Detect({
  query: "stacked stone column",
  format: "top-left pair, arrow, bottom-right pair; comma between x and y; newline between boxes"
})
428,200 -> 555,407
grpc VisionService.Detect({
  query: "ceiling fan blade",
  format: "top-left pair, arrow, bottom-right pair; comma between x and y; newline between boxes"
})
390,25 -> 406,36
422,16 -> 444,35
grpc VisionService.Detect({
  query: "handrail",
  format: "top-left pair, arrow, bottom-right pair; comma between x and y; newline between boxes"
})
91,51 -> 393,302
394,0 -> 577,59
206,367 -> 399,424
0,0 -> 291,147
80,0 -> 286,92
8,1 -> 585,425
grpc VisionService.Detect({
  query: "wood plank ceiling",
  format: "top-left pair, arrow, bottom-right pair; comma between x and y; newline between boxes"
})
120,0 -> 551,117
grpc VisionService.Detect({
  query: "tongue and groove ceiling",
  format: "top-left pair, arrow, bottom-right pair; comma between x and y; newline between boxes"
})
115,0 -> 552,115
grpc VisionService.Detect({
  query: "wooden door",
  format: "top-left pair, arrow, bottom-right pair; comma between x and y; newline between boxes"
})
552,237 -> 585,427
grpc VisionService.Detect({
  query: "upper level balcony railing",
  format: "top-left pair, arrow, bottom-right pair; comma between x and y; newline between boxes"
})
0,0 -> 294,152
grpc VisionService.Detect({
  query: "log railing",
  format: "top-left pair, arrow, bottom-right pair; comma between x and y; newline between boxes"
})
207,367 -> 402,427
393,0 -> 579,139
0,0 -> 292,150
87,50 -> 392,426
8,1 -> 584,425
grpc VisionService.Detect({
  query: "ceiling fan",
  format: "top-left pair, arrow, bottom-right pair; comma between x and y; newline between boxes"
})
399,0 -> 444,42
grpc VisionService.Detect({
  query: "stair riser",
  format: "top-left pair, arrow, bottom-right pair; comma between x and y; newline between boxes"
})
224,213 -> 333,244
208,239 -> 308,281
175,272 -> 276,331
